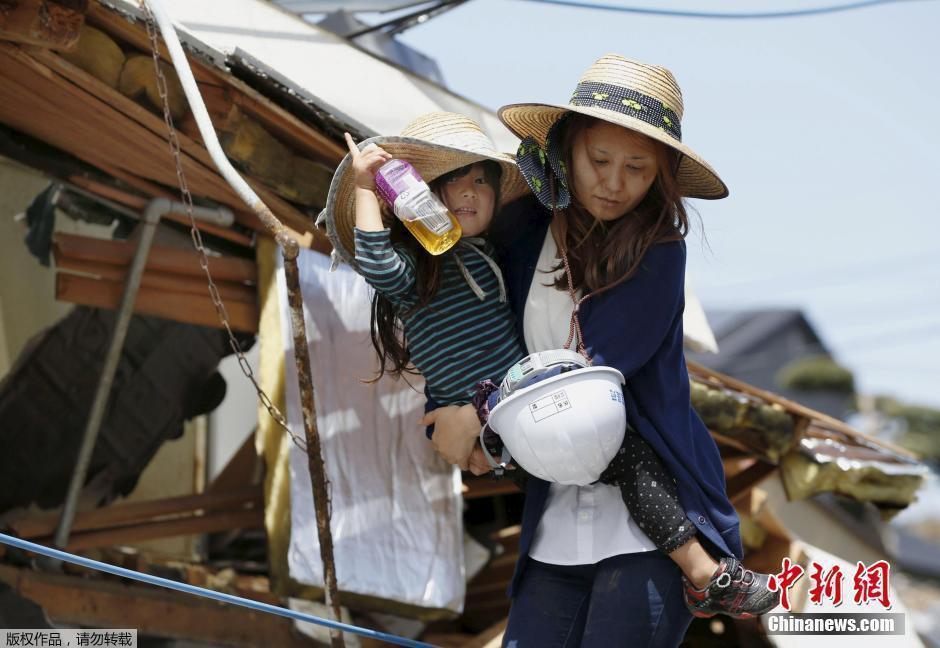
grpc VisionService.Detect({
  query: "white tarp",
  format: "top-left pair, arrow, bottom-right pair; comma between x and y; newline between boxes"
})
277,248 -> 465,612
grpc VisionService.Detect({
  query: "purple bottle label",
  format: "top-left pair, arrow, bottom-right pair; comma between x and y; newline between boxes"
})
374,159 -> 423,207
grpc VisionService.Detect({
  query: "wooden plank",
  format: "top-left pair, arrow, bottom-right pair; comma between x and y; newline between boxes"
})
0,0 -> 87,50
55,272 -> 259,332
0,125 -> 249,248
0,565 -> 312,647
688,360 -> 916,458
462,477 -> 520,500
10,487 -> 262,539
0,42 -> 317,243
726,460 -> 777,504
92,162 -> 256,247
29,46 -> 208,168
54,508 -> 264,551
711,429 -> 771,457
67,174 -> 149,210
55,257 -> 257,304
421,633 -> 477,648
53,232 -> 257,284
0,45 -> 238,213
217,104 -> 332,206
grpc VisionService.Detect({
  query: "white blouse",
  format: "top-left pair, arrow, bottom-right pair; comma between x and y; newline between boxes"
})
523,229 -> 657,565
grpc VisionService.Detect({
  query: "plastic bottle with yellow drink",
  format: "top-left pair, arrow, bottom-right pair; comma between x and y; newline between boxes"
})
374,159 -> 462,255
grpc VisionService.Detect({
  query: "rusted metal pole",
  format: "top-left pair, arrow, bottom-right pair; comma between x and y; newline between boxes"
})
282,256 -> 344,629
143,2 -> 344,644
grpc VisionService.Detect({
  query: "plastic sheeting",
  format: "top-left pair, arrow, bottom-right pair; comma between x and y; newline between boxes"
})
277,248 -> 466,613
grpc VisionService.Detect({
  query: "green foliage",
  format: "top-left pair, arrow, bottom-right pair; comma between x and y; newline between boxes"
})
775,355 -> 856,394
873,396 -> 940,461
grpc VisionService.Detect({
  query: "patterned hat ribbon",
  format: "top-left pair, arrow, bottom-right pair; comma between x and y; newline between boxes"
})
516,114 -> 574,211
570,80 -> 682,141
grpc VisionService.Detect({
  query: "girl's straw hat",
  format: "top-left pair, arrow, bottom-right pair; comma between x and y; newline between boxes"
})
321,112 -> 529,268
499,53 -> 728,201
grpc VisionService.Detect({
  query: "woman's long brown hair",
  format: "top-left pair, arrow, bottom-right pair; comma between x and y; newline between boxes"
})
368,161 -> 503,382
550,114 -> 689,298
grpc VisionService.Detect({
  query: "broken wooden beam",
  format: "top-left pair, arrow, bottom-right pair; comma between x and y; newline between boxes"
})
0,0 -> 87,50
55,257 -> 257,304
217,104 -> 333,207
0,42 -> 321,243
56,508 -> 264,551
688,359 -> 916,459
10,487 -> 263,540
461,476 -> 520,500
726,460 -> 777,504
0,565 -> 312,646
53,232 -> 257,284
55,272 -> 259,332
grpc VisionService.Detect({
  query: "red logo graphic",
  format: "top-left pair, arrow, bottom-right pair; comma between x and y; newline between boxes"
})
853,560 -> 892,609
770,558 -> 893,611
769,557 -> 805,611
809,562 -> 844,606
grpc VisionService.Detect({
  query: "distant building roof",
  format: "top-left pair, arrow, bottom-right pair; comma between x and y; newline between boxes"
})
689,308 -> 847,419
701,308 -> 826,369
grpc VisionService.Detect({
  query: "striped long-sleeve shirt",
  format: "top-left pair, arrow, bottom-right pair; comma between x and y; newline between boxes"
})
354,228 -> 526,406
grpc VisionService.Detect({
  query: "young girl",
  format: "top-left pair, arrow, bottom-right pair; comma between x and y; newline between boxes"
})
327,112 -> 530,412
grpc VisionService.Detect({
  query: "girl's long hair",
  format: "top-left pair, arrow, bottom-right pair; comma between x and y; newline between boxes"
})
368,161 -> 502,381
551,113 -> 689,298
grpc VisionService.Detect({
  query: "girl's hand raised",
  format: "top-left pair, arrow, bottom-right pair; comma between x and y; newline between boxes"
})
421,403 -> 480,470
344,132 -> 392,191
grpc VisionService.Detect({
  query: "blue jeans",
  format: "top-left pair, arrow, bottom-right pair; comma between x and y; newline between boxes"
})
503,552 -> 692,647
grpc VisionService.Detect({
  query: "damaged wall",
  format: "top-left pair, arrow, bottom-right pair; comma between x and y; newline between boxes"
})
0,158 -> 69,376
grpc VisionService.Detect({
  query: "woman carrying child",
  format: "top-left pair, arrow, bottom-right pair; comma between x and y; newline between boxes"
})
422,55 -> 780,645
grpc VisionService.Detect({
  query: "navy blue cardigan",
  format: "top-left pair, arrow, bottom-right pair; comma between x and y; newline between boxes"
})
428,196 -> 743,597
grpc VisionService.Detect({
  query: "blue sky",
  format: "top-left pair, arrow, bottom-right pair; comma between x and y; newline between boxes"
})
356,0 -> 940,408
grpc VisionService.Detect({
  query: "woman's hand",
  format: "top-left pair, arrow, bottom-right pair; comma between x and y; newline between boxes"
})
345,132 -> 392,191
421,403 -> 480,470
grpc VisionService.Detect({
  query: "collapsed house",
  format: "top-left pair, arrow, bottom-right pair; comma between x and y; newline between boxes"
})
0,1 -> 931,646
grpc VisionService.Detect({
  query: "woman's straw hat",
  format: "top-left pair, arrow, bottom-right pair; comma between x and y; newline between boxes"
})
321,112 -> 529,268
499,53 -> 728,200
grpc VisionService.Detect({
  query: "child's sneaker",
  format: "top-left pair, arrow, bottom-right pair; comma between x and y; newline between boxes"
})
682,557 -> 780,619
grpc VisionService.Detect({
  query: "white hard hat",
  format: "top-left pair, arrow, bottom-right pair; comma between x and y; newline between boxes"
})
482,351 -> 627,486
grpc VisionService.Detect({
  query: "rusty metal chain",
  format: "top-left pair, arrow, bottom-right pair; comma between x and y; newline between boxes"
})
142,3 -> 308,454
